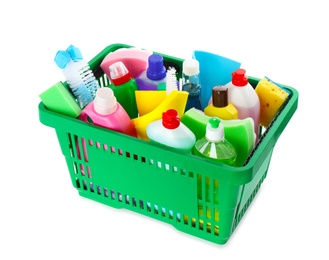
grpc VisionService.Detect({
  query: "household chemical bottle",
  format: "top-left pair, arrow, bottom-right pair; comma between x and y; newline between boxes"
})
132,90 -> 188,141
135,66 -> 178,117
54,45 -> 100,109
146,109 -> 196,153
79,87 -> 137,137
204,86 -> 238,120
108,61 -> 138,119
225,68 -> 260,141
193,117 -> 236,166
135,54 -> 167,90
182,59 -> 202,112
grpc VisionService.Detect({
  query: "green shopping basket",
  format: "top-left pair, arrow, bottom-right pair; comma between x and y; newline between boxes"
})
38,43 -> 298,244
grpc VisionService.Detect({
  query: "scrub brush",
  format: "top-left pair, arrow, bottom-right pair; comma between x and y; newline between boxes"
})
55,45 -> 100,109
166,67 -> 178,95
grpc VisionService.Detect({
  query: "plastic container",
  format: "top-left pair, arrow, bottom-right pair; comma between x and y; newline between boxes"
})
146,109 -> 196,153
205,86 -> 238,120
193,117 -> 237,166
39,43 -> 299,245
225,68 -> 261,141
135,54 -> 167,90
107,61 -> 138,119
182,59 -> 202,111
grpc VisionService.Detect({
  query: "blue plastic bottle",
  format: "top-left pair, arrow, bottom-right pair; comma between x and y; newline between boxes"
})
182,59 -> 202,112
135,54 -> 167,90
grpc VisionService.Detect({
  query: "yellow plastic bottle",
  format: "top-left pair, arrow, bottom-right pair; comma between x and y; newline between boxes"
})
132,90 -> 189,140
205,86 -> 238,120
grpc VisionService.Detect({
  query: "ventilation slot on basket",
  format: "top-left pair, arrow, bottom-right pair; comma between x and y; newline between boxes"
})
98,73 -> 110,88
195,174 -> 221,236
233,175 -> 265,231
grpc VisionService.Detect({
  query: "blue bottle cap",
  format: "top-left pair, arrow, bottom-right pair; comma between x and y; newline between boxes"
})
146,54 -> 166,80
66,45 -> 83,61
54,50 -> 71,69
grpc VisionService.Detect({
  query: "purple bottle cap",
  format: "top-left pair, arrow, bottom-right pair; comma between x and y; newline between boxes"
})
146,54 -> 166,80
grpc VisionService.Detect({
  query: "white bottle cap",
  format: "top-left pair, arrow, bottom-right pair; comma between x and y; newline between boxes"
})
206,117 -> 224,142
93,88 -> 117,115
183,59 -> 199,76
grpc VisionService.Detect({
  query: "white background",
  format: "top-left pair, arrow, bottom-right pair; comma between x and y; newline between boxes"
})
1,0 -> 328,259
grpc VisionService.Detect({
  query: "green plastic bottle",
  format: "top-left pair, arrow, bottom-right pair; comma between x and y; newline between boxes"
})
108,61 -> 138,119
193,117 -> 237,166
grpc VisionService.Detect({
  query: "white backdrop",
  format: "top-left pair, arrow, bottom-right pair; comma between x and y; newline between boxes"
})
1,1 -> 328,259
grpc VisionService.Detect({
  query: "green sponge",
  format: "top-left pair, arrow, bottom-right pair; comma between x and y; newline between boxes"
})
181,108 -> 255,167
39,81 -> 82,118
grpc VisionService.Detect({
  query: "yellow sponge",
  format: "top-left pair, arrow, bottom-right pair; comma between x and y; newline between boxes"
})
255,77 -> 289,128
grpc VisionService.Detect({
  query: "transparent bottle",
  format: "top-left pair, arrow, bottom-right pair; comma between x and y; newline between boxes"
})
193,117 -> 236,166
182,59 -> 202,111
54,45 -> 100,109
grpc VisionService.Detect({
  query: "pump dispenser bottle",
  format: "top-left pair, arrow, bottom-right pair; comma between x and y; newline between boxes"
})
146,109 -> 196,153
193,117 -> 237,166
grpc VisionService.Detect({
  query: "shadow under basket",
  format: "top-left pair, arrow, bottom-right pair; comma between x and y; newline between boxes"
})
38,43 -> 299,245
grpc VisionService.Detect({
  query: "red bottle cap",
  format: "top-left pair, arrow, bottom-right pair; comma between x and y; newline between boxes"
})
232,68 -> 248,87
162,109 -> 180,129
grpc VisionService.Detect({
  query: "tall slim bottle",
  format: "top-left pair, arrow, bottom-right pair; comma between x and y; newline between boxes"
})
182,59 -> 202,112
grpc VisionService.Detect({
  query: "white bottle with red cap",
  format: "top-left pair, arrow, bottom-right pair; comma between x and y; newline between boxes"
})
225,68 -> 260,142
146,109 -> 196,153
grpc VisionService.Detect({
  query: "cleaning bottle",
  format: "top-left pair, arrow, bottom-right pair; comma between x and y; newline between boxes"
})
132,88 -> 188,140
193,117 -> 237,166
204,86 -> 238,120
79,87 -> 137,137
135,66 -> 178,117
225,68 -> 260,141
146,109 -> 196,153
54,45 -> 100,109
107,61 -> 138,119
135,53 -> 167,90
182,58 -> 202,112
